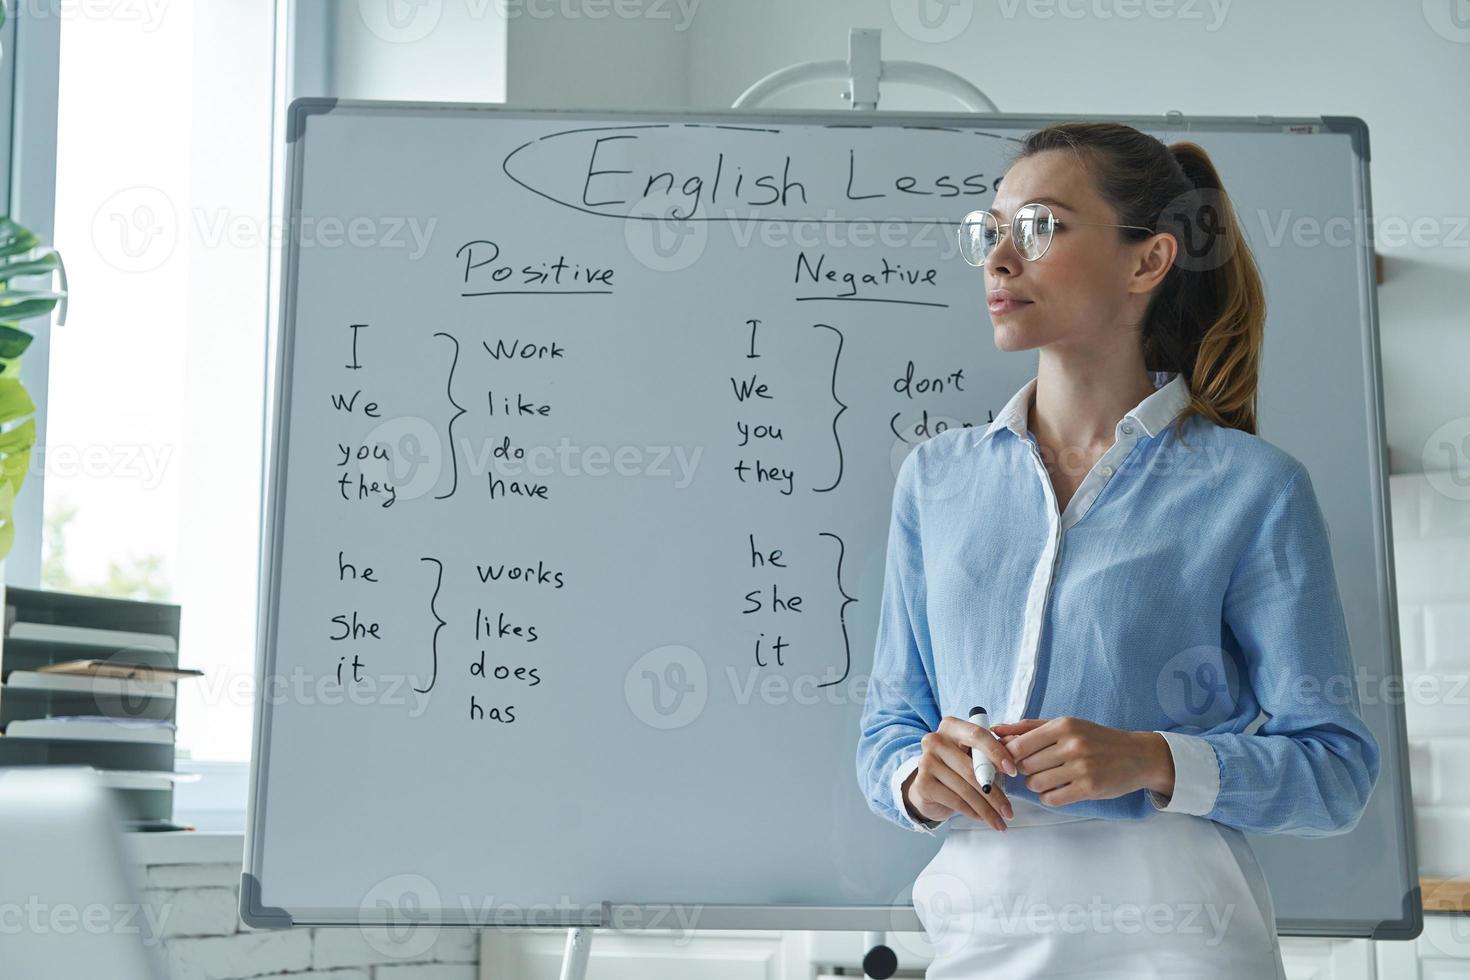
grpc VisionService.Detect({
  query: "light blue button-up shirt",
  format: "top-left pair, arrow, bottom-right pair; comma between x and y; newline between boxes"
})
857,370 -> 1381,836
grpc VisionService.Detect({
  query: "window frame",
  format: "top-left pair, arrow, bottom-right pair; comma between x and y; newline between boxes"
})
4,2 -> 61,588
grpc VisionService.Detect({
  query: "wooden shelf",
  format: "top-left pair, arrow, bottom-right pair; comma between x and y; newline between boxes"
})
1422,876 -> 1470,915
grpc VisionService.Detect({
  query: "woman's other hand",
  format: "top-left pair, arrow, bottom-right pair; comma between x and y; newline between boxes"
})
990,716 -> 1172,806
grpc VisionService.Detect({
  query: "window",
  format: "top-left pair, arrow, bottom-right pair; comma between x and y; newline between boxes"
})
16,1 -> 507,828
45,2 -> 276,763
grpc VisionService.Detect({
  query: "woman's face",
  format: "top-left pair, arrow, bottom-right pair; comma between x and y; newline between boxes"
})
982,150 -> 1157,354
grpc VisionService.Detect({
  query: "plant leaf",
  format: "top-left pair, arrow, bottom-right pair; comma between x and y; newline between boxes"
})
0,325 -> 34,359
0,378 -> 37,424
0,465 -> 19,556
0,251 -> 60,283
0,444 -> 29,485
0,219 -> 40,258
0,418 -> 36,455
0,443 -> 30,484
0,295 -> 63,322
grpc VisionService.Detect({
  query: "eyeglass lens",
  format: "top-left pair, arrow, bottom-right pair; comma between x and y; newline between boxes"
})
958,203 -> 1054,265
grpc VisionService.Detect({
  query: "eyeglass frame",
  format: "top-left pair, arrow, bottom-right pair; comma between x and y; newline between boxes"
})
957,201 -> 1156,266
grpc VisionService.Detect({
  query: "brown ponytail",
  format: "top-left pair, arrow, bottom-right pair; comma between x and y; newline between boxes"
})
1013,123 -> 1267,439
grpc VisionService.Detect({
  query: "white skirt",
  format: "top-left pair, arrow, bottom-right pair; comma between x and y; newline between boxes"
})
911,799 -> 1287,979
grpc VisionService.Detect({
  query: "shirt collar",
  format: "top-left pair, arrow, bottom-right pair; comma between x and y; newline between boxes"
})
977,370 -> 1191,445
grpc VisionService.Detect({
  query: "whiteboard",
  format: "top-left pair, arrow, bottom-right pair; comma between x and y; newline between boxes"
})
242,101 -> 1418,937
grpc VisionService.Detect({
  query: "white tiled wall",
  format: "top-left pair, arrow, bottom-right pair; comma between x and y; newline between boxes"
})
1392,472 -> 1470,881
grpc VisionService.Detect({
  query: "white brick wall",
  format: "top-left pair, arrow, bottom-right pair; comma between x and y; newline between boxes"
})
1391,473 -> 1470,879
136,859 -> 481,980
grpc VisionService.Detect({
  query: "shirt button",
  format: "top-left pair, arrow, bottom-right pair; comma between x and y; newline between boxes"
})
1101,465 -> 1114,476
1121,422 -> 1134,435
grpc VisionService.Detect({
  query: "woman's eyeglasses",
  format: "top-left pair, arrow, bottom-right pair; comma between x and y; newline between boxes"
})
957,202 -> 1155,265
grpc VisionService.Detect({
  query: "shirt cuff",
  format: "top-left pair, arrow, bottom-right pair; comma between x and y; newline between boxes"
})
890,751 -> 941,834
1146,730 -> 1220,816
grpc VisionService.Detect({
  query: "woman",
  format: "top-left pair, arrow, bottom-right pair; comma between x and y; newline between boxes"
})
855,121 -> 1380,978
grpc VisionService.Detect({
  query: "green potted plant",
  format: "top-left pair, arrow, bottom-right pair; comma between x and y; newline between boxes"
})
0,221 -> 64,564
0,216 -> 65,561
0,2 -> 68,563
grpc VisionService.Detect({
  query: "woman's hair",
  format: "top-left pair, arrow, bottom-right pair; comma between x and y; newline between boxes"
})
1012,121 -> 1266,439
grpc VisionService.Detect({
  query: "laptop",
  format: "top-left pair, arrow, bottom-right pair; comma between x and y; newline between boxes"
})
0,767 -> 167,978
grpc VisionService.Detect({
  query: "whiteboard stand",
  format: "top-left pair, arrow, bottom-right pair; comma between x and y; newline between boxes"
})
740,33 -> 991,980
558,927 -> 592,980
732,27 -> 998,113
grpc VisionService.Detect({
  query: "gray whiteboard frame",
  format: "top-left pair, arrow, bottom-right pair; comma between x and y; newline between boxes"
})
242,99 -> 1417,937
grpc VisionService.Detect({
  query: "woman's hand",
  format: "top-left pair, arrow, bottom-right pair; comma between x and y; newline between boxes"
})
902,715 -> 1021,831
988,716 -> 1173,806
